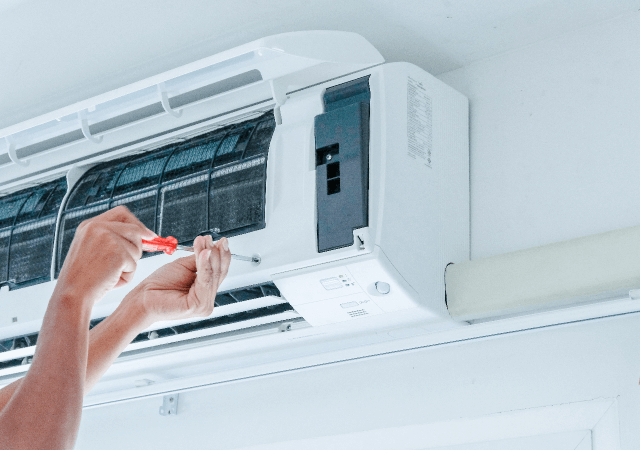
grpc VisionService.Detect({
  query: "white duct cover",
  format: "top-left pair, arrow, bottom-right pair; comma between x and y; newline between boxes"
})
446,225 -> 640,320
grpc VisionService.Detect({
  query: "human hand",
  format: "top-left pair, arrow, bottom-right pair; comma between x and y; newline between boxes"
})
132,235 -> 231,324
55,206 -> 157,304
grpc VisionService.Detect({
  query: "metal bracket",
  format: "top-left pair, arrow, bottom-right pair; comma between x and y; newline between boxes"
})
78,109 -> 103,143
159,394 -> 179,416
157,83 -> 182,118
269,79 -> 287,126
4,136 -> 29,167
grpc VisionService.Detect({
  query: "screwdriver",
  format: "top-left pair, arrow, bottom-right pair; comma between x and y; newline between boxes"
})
141,236 -> 261,264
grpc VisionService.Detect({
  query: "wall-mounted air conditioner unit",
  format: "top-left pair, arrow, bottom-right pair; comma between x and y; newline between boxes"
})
0,31 -> 469,404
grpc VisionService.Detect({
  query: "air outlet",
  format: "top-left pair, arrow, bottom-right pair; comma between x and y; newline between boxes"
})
0,70 -> 264,167
132,303 -> 294,344
0,282 -> 298,374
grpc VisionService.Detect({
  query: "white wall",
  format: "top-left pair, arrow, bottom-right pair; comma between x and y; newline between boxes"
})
72,9 -> 640,450
2,0 -> 639,130
438,11 -> 640,260
76,313 -> 640,450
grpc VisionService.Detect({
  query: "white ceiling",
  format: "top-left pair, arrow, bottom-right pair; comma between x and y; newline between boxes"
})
1,0 -> 639,129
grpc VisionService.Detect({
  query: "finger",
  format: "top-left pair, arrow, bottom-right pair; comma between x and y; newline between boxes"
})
119,252 -> 138,275
193,235 -> 207,260
217,238 -> 231,289
195,248 -> 214,300
115,269 -> 136,288
111,252 -> 137,289
120,236 -> 143,264
173,255 -> 197,274
208,242 -> 223,289
188,247 -> 215,316
77,221 -> 142,264
106,222 -> 149,253
100,206 -> 156,239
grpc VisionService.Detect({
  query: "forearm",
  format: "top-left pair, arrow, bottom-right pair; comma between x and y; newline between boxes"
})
0,288 -> 152,410
85,288 -> 152,391
0,380 -> 19,412
0,290 -> 93,450
0,206 -> 156,450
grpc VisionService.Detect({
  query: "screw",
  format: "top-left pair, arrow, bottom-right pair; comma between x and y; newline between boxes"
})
326,154 -> 332,161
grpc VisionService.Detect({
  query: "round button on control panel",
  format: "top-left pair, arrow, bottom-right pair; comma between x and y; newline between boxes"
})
375,281 -> 391,295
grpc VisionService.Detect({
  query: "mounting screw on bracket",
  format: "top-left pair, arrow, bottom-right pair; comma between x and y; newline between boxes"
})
159,394 -> 179,416
278,322 -> 293,332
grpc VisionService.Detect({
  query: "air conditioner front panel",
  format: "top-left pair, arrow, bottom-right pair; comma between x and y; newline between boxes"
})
0,61 -> 469,338
0,34 -> 469,396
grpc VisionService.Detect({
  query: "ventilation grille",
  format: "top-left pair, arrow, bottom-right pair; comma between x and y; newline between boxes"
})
347,309 -> 368,318
0,282 -> 292,371
0,177 -> 67,290
56,111 -> 275,275
131,303 -> 294,343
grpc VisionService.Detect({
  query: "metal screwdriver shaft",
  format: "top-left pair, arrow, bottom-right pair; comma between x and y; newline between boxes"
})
175,244 -> 260,263
142,236 -> 260,264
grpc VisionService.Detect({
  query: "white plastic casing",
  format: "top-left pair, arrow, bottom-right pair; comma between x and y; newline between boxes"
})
272,62 -> 469,326
0,60 -> 468,338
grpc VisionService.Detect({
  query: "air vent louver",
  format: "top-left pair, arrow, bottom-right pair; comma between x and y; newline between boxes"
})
0,177 -> 67,290
0,70 -> 264,168
57,112 -> 275,275
0,282 -> 295,371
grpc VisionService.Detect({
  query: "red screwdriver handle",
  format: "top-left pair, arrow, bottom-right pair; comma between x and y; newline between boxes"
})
142,236 -> 178,255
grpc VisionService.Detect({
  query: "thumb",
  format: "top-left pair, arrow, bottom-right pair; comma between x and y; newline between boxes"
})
173,254 -> 197,273
195,248 -> 214,290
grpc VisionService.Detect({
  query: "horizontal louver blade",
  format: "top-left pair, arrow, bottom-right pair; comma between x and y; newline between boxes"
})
0,282 -> 297,374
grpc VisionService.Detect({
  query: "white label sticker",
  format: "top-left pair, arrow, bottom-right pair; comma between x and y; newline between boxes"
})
407,76 -> 433,168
